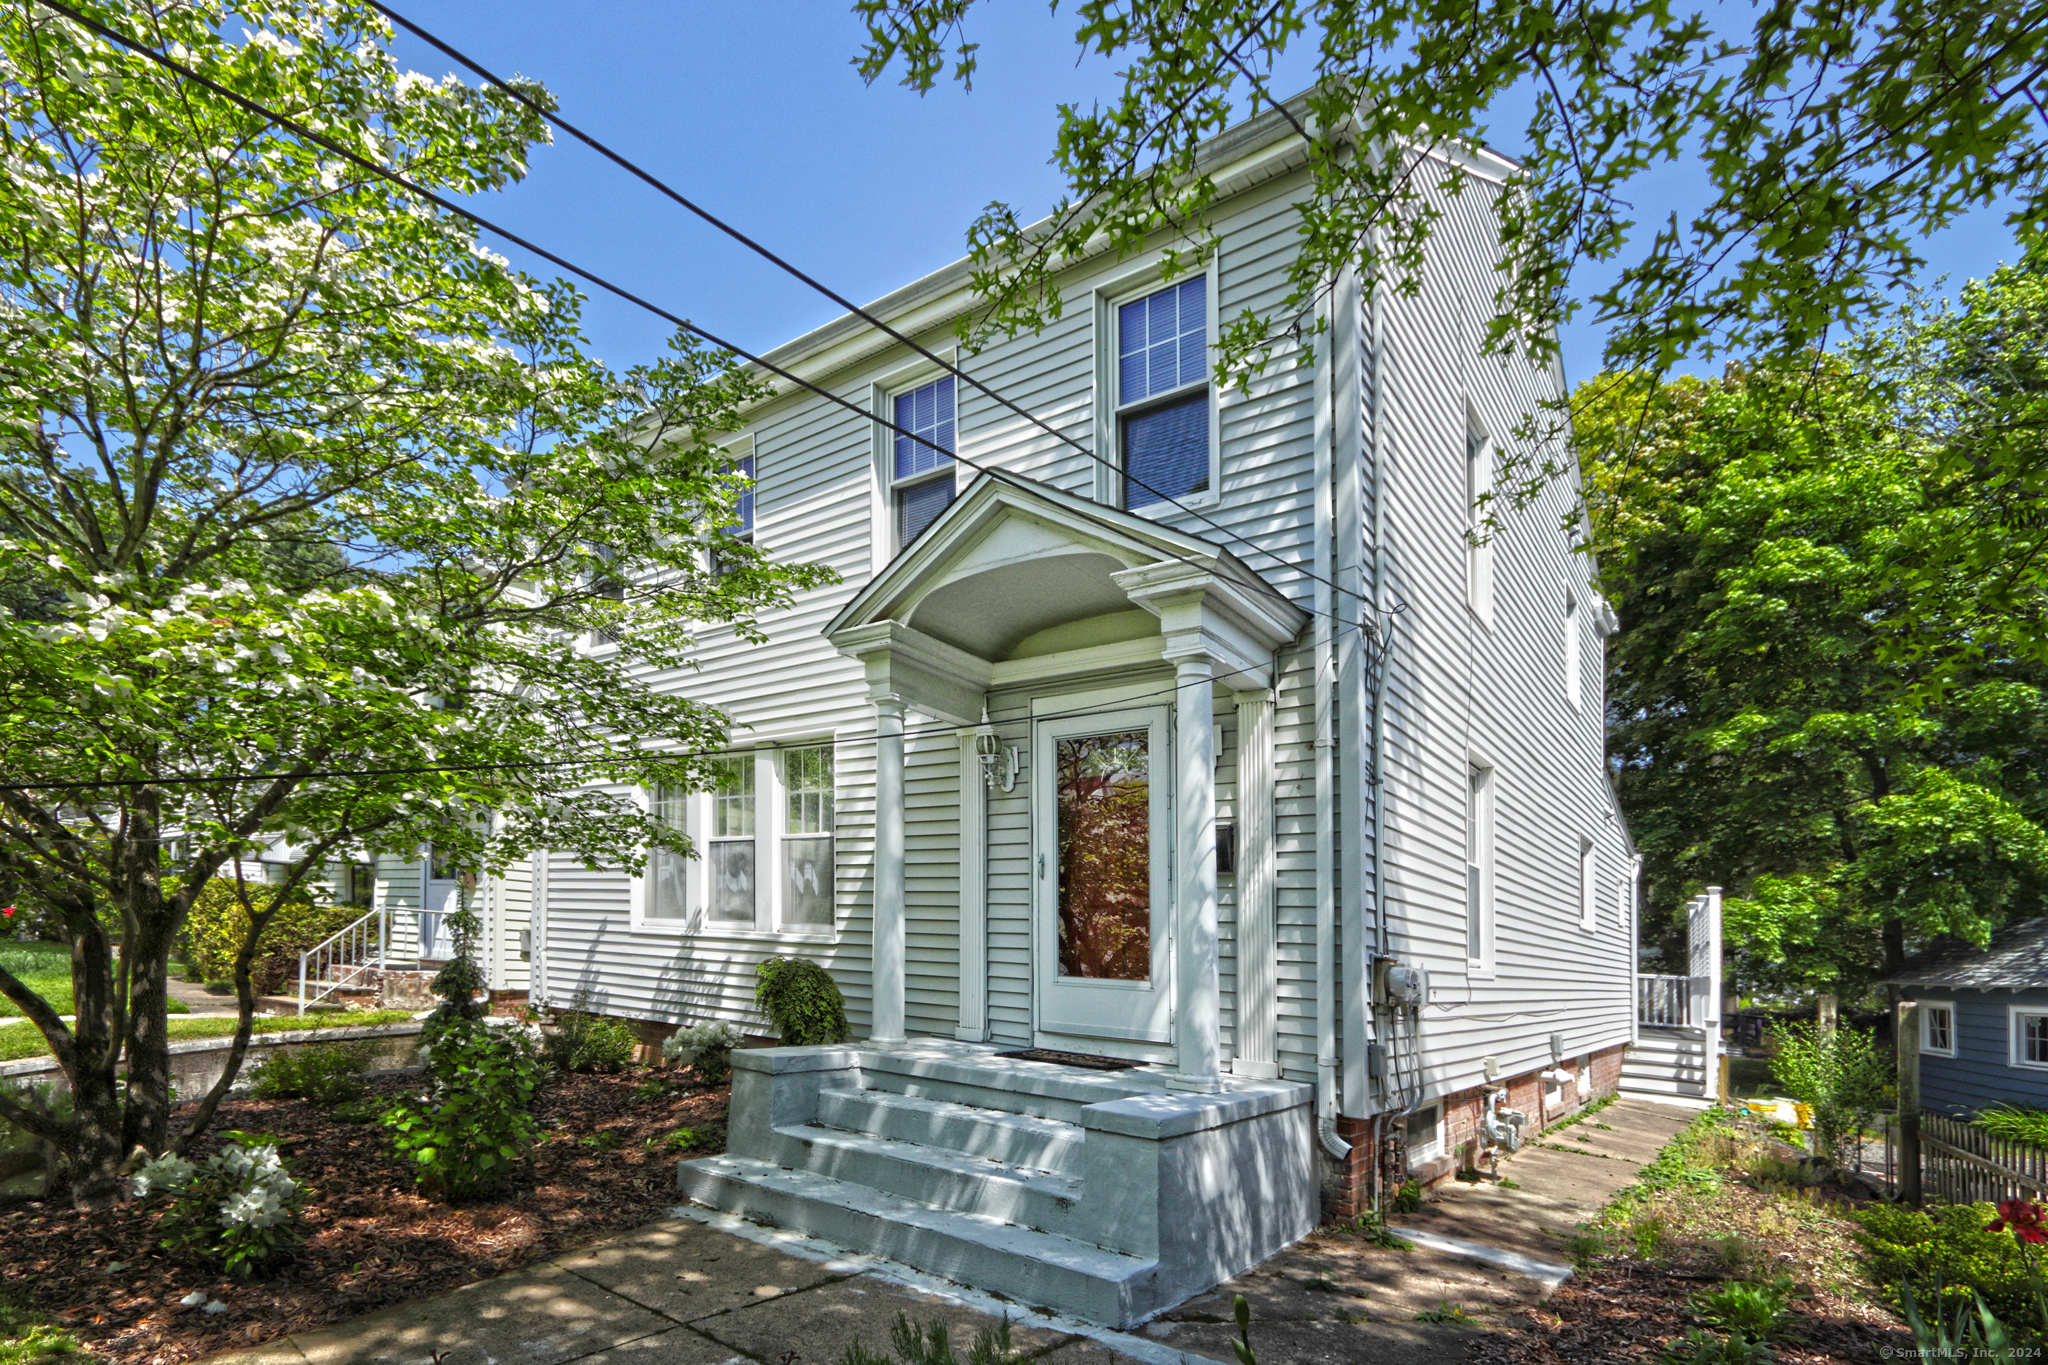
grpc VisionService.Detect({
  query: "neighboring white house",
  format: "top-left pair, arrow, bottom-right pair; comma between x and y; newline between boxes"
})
509,102 -> 1636,1324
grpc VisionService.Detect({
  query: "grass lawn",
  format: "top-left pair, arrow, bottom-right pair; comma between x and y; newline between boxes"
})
0,940 -> 191,1019
0,1007 -> 418,1063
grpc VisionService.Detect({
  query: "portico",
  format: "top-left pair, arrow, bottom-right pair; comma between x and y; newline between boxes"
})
823,474 -> 1307,1087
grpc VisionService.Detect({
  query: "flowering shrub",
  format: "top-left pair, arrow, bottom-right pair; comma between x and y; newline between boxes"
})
383,1018 -> 545,1201
662,1021 -> 740,1084
130,1133 -> 304,1279
1856,1200 -> 2044,1327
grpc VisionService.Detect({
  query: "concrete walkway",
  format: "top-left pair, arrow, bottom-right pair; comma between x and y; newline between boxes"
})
200,1096 -> 1701,1365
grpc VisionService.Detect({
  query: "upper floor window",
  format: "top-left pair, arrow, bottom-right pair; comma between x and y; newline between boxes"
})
1564,589 -> 1581,708
1466,410 -> 1495,621
1118,278 -> 1209,509
710,454 -> 756,579
893,376 -> 956,546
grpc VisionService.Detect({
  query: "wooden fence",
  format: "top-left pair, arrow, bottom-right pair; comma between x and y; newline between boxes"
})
1886,1112 -> 2048,1206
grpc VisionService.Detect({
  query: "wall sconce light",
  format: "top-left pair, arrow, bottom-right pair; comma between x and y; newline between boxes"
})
975,707 -> 1021,792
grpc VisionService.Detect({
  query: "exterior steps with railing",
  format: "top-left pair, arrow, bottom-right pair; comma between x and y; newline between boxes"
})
678,1039 -> 1315,1328
1622,1026 -> 1711,1098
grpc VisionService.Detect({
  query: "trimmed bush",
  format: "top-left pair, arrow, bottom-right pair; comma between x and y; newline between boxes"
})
1854,1200 -> 2040,1326
246,1041 -> 374,1104
542,1011 -> 638,1074
754,957 -> 847,1046
183,880 -> 366,996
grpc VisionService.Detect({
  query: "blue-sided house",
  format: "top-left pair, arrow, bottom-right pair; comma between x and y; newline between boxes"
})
1890,917 -> 2048,1115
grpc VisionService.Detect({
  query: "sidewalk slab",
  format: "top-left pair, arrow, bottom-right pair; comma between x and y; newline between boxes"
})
687,1275 -> 1070,1364
553,1217 -> 839,1322
554,1328 -> 743,1364
288,1261 -> 674,1365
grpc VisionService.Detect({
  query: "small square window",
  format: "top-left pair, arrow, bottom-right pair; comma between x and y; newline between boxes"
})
2014,1008 -> 2048,1070
1920,1003 -> 1954,1056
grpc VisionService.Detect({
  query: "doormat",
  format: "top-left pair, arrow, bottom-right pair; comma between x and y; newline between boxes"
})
993,1048 -> 1142,1071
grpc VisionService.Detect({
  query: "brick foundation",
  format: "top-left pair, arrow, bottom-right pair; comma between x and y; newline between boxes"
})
1320,1039 -> 1628,1222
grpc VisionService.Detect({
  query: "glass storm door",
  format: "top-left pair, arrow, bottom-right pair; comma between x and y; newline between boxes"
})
421,845 -> 461,960
1032,706 -> 1173,1048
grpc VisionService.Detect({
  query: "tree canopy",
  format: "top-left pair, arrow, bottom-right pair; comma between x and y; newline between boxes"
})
0,0 -> 829,1204
1578,349 -> 2048,1002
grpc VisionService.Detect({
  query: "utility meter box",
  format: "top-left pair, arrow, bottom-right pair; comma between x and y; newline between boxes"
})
1384,964 -> 1428,1007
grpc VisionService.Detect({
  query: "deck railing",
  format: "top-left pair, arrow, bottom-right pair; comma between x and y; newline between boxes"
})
1636,973 -> 1693,1028
297,907 -> 387,1015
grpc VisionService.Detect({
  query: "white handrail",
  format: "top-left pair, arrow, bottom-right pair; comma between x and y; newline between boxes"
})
297,906 -> 389,1015
1636,973 -> 1692,1028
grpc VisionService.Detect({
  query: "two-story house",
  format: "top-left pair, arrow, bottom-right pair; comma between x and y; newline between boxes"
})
501,102 -> 1636,1326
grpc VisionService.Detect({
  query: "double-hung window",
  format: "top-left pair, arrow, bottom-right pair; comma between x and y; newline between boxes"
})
633,744 -> 836,935
711,453 -> 756,578
1466,410 -> 1494,620
892,377 -> 956,546
1116,277 -> 1210,509
2012,1006 -> 2048,1070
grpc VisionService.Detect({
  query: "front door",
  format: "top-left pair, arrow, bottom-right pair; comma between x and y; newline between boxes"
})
1032,706 -> 1173,1050
421,846 -> 461,961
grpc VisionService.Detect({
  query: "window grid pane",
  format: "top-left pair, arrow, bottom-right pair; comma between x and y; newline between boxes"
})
893,377 -> 956,480
1926,1007 -> 1950,1051
711,757 -> 755,838
1123,392 -> 1209,507
1118,278 -> 1206,406
785,746 -> 835,834
2029,1013 -> 2047,1065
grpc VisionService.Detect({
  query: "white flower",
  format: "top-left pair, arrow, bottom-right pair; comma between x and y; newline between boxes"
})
179,1291 -> 208,1307
130,1153 -> 196,1198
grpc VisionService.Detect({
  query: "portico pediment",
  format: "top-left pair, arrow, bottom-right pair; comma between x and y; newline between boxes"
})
825,475 -> 1307,696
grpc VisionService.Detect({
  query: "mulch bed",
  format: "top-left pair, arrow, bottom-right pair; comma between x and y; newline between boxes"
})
0,1067 -> 729,1365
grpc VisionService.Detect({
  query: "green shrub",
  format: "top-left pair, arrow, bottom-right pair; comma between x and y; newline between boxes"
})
1692,1276 -> 1792,1340
1854,1201 -> 2042,1326
1391,1180 -> 1424,1214
246,1041 -> 374,1104
1768,1022 -> 1891,1166
1655,1328 -> 1777,1365
1975,1103 -> 2048,1150
842,1312 -> 1024,1365
662,1021 -> 740,1083
755,956 -> 847,1046
383,1018 -> 544,1201
183,880 -> 367,996
542,1011 -> 638,1074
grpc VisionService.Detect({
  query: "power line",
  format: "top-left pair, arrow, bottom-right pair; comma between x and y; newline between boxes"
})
364,0 -> 1389,618
31,0 -> 1383,639
0,642 -> 1317,791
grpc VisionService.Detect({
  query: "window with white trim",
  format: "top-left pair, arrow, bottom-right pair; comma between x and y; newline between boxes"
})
891,376 -> 956,546
2012,1006 -> 2048,1070
1116,277 -> 1210,509
631,744 -> 837,935
1920,1002 -> 1955,1057
1579,836 -> 1597,931
1466,410 -> 1494,620
1467,761 -> 1495,969
1564,589 -> 1581,708
707,755 -> 757,925
1405,1103 -> 1442,1162
710,453 -> 756,578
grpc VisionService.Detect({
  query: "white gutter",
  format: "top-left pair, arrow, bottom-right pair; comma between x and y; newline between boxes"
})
1368,230 -> 1393,1108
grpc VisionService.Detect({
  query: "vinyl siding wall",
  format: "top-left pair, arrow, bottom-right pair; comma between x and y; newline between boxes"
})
1906,987 -> 2048,1114
1365,160 -> 1637,1112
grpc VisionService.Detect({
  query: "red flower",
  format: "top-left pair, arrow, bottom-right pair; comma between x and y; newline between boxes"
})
1988,1199 -> 2048,1244
0,906 -> 13,917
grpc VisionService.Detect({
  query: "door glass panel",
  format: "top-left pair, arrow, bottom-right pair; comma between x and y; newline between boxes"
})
1055,730 -> 1151,980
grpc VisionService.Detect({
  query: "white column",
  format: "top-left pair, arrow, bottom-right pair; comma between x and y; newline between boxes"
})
872,696 -> 907,1043
954,733 -> 988,1041
1169,652 -> 1222,1090
1233,689 -> 1279,1079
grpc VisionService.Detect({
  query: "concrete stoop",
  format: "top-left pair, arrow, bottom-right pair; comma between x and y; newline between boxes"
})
679,1040 -> 1315,1330
1622,1026 -> 1711,1098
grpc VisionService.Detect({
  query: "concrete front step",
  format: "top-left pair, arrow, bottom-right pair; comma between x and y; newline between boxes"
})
856,1048 -> 1172,1124
768,1122 -> 1083,1236
676,1154 -> 1158,1326
815,1086 -> 1085,1175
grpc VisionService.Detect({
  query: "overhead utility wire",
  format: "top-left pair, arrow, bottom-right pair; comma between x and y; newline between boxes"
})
32,0 -> 1378,641
367,0 -> 1388,619
0,641 -> 1315,791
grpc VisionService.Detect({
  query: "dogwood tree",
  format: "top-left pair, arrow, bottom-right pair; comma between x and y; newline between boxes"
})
0,0 -> 829,1207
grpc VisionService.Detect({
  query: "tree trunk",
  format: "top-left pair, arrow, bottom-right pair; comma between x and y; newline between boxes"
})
1882,918 -> 1906,978
63,892 -> 128,1209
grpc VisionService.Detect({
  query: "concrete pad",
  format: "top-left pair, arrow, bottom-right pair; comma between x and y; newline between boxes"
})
1030,1342 -> 1158,1365
192,1343 -> 310,1365
563,1327 -> 747,1364
688,1275 -> 1070,1364
289,1261 -> 674,1365
553,1216 -> 838,1323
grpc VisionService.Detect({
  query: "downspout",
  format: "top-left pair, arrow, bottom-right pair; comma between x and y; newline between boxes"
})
1314,258 -> 1348,1163
1368,226 -> 1393,1100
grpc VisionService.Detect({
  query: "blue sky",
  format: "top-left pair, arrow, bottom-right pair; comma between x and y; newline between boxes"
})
386,1 -> 2024,388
